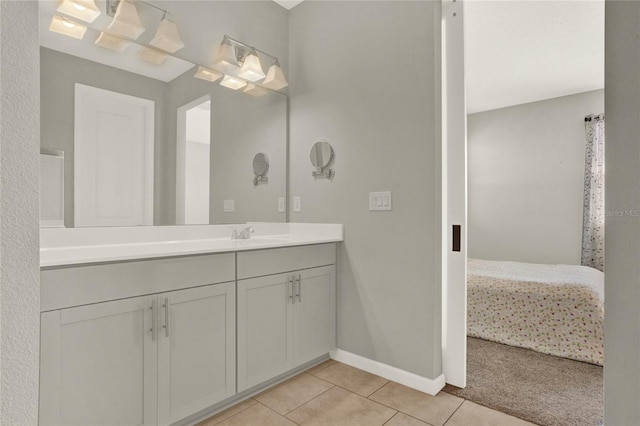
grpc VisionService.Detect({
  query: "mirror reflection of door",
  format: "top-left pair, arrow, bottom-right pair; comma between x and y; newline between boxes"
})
176,96 -> 211,225
74,84 -> 154,227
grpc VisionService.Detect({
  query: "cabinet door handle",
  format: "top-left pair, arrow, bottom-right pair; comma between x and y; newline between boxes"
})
296,274 -> 302,302
163,297 -> 170,338
150,299 -> 157,341
288,275 -> 294,303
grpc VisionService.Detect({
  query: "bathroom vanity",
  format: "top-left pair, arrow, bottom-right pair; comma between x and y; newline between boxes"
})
39,223 -> 342,426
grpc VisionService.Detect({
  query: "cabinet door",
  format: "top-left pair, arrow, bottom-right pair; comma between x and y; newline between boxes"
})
238,273 -> 294,391
157,282 -> 236,425
39,296 -> 157,426
293,266 -> 337,366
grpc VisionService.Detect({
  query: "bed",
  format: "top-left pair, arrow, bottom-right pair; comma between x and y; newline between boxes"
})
467,258 -> 604,365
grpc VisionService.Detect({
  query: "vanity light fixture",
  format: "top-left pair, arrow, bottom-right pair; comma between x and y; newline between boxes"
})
244,83 -> 268,97
139,46 -> 168,65
194,66 -> 223,82
49,15 -> 87,40
237,51 -> 266,82
95,32 -> 130,52
262,60 -> 288,90
209,36 -> 288,93
107,0 -> 145,40
220,75 -> 247,91
149,13 -> 185,54
212,37 -> 241,74
56,0 -> 101,23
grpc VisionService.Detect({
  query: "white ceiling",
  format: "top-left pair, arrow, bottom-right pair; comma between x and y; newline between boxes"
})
272,0 -> 305,11
465,0 -> 604,114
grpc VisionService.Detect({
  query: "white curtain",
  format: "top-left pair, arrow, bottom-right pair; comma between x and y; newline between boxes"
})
581,114 -> 605,272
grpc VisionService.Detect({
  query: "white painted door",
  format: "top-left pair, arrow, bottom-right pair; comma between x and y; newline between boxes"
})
157,283 -> 236,425
293,266 -> 336,366
39,295 -> 157,426
74,84 -> 154,227
237,273 -> 294,391
442,0 -> 468,388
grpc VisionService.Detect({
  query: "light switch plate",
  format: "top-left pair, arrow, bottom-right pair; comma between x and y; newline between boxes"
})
369,191 -> 392,211
293,196 -> 301,212
278,197 -> 285,213
223,199 -> 235,213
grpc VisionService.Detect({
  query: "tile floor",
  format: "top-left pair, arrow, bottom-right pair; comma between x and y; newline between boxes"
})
198,360 -> 537,426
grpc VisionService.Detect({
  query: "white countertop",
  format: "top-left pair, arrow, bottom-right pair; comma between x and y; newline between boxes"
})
40,223 -> 343,267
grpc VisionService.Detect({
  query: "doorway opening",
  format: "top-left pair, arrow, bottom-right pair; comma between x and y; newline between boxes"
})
442,1 -> 605,425
176,95 -> 211,225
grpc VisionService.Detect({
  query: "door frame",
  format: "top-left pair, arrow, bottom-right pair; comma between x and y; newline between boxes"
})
441,0 -> 468,388
74,83 -> 155,227
175,94 -> 211,225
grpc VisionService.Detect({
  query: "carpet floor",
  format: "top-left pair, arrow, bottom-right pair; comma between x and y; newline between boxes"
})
443,337 -> 603,426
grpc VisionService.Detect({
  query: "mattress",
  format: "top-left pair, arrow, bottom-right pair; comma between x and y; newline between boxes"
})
467,258 -> 604,365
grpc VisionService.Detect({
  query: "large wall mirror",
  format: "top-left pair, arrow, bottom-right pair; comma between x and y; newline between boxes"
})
39,0 -> 289,227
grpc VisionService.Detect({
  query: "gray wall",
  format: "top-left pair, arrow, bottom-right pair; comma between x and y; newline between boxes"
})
467,89 -> 604,265
604,1 -> 640,424
0,1 -> 40,424
288,1 -> 442,379
40,47 -> 168,227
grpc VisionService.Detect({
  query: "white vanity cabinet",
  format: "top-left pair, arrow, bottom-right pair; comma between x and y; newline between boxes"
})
39,254 -> 237,426
39,295 -> 159,426
39,241 -> 339,426
237,244 -> 336,392
157,283 -> 236,425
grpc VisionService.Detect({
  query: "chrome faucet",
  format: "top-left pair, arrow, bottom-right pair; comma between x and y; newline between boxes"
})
231,226 -> 255,240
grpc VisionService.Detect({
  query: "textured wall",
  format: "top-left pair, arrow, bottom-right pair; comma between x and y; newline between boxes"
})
0,1 -> 41,424
603,1 -> 640,424
288,1 -> 442,379
468,89 -> 604,265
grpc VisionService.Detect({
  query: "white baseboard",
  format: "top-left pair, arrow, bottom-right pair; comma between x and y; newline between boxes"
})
330,348 -> 446,396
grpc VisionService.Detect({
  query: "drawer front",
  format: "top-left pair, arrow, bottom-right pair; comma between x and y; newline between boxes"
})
41,253 -> 235,312
237,243 -> 336,280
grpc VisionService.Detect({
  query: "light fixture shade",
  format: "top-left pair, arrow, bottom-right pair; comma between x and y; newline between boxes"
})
220,75 -> 247,91
139,46 -> 168,65
194,66 -> 223,82
244,83 -> 268,97
107,0 -> 145,40
56,0 -> 101,23
237,53 -> 266,82
149,18 -> 184,54
212,41 -> 240,74
49,15 -> 87,40
262,62 -> 288,90
95,32 -> 130,52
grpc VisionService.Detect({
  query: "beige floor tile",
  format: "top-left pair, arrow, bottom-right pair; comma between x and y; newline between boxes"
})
444,401 -> 537,426
306,359 -> 337,375
384,412 -> 431,426
215,403 -> 297,426
197,398 -> 258,426
254,373 -> 334,415
313,362 -> 389,396
369,382 -> 463,426
286,386 -> 397,426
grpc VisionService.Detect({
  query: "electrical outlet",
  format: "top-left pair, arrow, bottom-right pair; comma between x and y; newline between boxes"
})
278,197 -> 285,213
369,191 -> 392,211
223,199 -> 235,213
293,196 -> 301,212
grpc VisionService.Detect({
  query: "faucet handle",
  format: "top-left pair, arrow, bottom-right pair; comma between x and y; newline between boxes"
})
230,228 -> 239,239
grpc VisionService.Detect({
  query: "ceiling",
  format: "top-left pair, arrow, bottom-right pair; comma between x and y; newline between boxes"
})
272,0 -> 305,10
465,0 -> 604,114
